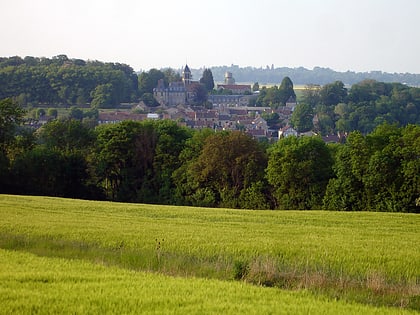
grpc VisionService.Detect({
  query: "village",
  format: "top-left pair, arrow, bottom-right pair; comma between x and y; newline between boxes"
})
96,65 -> 305,141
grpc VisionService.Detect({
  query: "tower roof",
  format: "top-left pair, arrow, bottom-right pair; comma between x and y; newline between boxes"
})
183,64 -> 191,73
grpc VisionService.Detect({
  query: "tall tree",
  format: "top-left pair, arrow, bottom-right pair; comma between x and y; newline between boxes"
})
291,103 -> 314,132
91,84 -> 114,108
278,76 -> 296,105
0,98 -> 25,153
190,83 -> 208,105
199,68 -> 215,92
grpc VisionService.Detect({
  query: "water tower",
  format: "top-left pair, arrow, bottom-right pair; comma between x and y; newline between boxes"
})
224,71 -> 235,85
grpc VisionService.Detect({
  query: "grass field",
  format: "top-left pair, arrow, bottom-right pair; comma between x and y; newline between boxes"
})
0,194 -> 419,313
1,249 -> 416,315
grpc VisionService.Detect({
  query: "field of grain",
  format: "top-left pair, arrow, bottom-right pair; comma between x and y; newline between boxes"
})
1,249 -> 416,315
0,194 -> 419,312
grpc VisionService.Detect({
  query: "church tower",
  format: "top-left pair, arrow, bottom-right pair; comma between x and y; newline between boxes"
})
182,64 -> 192,86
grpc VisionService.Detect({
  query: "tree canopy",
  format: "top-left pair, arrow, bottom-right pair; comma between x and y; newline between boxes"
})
199,68 -> 215,92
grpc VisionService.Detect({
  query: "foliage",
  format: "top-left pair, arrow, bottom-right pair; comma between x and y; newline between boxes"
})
37,119 -> 95,153
9,147 -> 91,198
138,68 -> 165,96
189,83 -> 208,105
1,85 -> 419,214
94,120 -> 191,203
0,56 -> 138,106
174,131 -> 268,208
90,83 -> 115,108
0,98 -> 25,152
291,103 -> 314,132
278,76 -> 296,104
199,68 -> 215,92
140,92 -> 159,107
267,136 -> 333,209
313,80 -> 420,134
323,124 -> 420,212
191,64 -> 420,86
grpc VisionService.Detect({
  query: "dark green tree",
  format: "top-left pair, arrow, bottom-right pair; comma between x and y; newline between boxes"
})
319,81 -> 347,106
185,131 -> 267,208
278,76 -> 296,104
199,68 -> 215,92
141,93 -> 159,107
69,106 -> 84,120
291,103 -> 314,132
138,69 -> 165,95
10,147 -> 92,198
267,136 -> 333,209
38,119 -> 95,153
190,83 -> 208,105
262,86 -> 281,108
0,98 -> 25,153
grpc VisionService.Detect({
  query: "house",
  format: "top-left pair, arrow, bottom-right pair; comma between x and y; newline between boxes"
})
208,94 -> 243,107
279,125 -> 298,138
322,133 -> 347,144
247,129 -> 268,139
285,96 -> 297,111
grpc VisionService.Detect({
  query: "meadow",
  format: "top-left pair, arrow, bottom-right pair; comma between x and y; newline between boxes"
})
0,194 -> 419,313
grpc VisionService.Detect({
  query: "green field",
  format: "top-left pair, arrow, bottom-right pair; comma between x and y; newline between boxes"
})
0,194 -> 419,313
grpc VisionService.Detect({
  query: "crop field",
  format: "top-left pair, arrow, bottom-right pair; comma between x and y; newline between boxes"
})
1,249 -> 416,315
0,194 -> 419,313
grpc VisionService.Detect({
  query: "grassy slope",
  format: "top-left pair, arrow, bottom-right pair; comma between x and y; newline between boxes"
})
0,194 -> 419,311
0,249 -> 416,315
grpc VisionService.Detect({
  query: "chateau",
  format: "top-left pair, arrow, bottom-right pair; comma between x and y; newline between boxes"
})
153,65 -> 197,106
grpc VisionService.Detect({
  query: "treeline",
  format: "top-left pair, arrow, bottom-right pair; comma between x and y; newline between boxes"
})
248,79 -> 420,135
0,55 -> 138,106
192,65 -> 420,86
297,80 -> 420,134
1,98 -> 419,212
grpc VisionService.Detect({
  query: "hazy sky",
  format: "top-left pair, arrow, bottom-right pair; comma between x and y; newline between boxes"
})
1,0 -> 419,73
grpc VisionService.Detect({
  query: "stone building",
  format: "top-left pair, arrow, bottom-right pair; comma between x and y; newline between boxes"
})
153,65 -> 196,106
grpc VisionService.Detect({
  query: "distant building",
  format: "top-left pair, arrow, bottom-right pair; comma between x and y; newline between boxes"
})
153,65 -> 196,106
224,71 -> 235,85
279,125 -> 298,138
285,96 -> 297,111
216,72 -> 252,95
216,84 -> 252,95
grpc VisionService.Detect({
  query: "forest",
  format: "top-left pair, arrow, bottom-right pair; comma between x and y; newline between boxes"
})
1,96 -> 419,213
0,55 -> 139,106
191,64 -> 420,86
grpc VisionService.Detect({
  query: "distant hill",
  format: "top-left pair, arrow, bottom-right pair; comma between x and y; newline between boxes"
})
191,65 -> 420,86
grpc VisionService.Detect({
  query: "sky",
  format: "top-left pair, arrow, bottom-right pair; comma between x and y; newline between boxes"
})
1,0 -> 419,73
